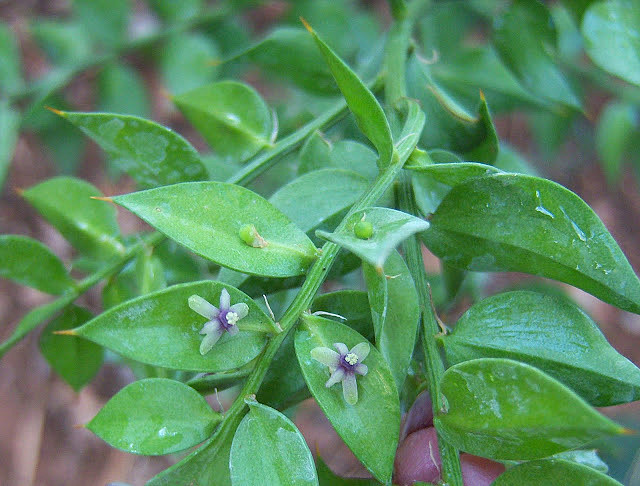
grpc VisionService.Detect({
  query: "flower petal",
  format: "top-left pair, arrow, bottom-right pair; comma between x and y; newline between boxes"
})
229,302 -> 249,320
333,342 -> 349,356
199,327 -> 224,355
325,367 -> 345,388
227,324 -> 239,336
200,320 -> 222,335
354,363 -> 368,376
189,295 -> 220,319
342,373 -> 358,405
219,288 -> 231,310
311,347 -> 340,368
350,342 -> 370,362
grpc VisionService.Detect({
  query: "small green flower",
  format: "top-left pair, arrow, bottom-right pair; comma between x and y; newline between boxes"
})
188,289 -> 249,355
311,342 -> 370,405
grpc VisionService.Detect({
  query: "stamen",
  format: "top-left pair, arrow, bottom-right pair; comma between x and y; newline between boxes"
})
345,353 -> 358,365
226,311 -> 239,325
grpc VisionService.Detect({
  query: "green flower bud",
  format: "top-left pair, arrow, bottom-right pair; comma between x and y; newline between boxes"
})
354,220 -> 374,240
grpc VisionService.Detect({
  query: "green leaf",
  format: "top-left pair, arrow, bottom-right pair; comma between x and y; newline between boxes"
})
134,248 -> 166,295
230,399 -> 318,486
29,20 -> 91,66
0,101 -> 20,191
98,62 -> 150,118
303,20 -> 393,169
269,169 -> 369,234
422,173 -> 640,314
406,57 -> 499,164
53,111 -> 208,188
317,207 -> 429,271
553,449 -> 609,473
298,135 -> 378,180
160,33 -> 220,95
363,251 -> 419,391
0,22 -> 23,93
69,281 -> 273,372
434,358 -> 625,460
0,294 -> 75,359
173,81 -> 273,164
492,458 -> 623,485
72,0 -> 129,48
22,176 -> 124,260
112,182 -> 318,278
595,101 -> 638,183
295,315 -> 400,483
0,235 -> 74,295
242,28 -> 339,95
148,0 -> 202,22
408,162 -> 503,187
39,305 -> 103,391
582,0 -> 640,87
87,378 -> 222,455
442,290 -> 640,406
493,0 -> 581,109
316,454 -> 379,486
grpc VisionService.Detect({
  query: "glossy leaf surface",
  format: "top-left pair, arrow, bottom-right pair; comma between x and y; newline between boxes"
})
22,177 -> 124,260
269,169 -> 368,233
435,358 -> 624,460
54,111 -> 208,188
230,400 -> 318,486
582,0 -> 640,87
87,378 -> 221,455
493,0 -> 581,108
173,81 -> 273,163
39,306 -> 102,391
299,136 -> 378,180
441,290 -> 640,406
317,207 -> 429,271
407,162 -> 503,187
113,182 -> 318,277
304,21 -> 393,168
0,235 -> 74,295
422,173 -> 640,314
71,281 -> 272,371
492,458 -> 623,485
363,251 -> 419,390
295,315 -> 400,483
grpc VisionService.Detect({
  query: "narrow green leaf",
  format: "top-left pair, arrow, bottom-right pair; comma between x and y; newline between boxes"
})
442,290 -> 640,406
493,0 -> 581,109
230,399 -> 318,486
29,20 -> 91,66
173,81 -> 272,164
160,33 -> 220,95
39,305 -> 102,391
582,0 -> 640,87
595,101 -> 638,183
394,99 -> 427,164
269,169 -> 368,234
0,22 -> 23,94
71,281 -> 273,372
363,251 -> 419,390
53,111 -> 208,189
0,100 -> 20,191
243,27 -> 339,94
298,135 -> 378,180
0,294 -> 75,359
72,0 -> 129,48
422,173 -> 640,314
492,458 -> 623,485
0,235 -> 74,295
317,207 -> 429,271
87,378 -> 221,455
112,182 -> 318,278
435,358 -> 625,460
98,62 -> 150,118
295,315 -> 400,483
22,177 -> 124,260
303,20 -> 393,168
408,162 -> 503,187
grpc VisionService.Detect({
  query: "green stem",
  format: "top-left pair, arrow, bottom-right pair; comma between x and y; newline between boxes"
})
398,172 -> 463,486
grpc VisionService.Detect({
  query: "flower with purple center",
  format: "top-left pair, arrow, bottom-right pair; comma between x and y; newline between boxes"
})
311,342 -> 370,405
188,288 -> 249,355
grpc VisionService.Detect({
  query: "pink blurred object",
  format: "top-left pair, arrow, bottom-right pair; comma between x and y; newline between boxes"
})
400,390 -> 434,440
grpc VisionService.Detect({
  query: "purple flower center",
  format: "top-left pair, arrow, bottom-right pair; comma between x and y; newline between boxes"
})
218,310 -> 237,330
340,352 -> 359,372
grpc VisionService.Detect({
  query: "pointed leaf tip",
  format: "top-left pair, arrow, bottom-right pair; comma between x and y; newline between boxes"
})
300,17 -> 312,33
45,106 -> 65,116
90,196 -> 114,203
53,329 -> 77,336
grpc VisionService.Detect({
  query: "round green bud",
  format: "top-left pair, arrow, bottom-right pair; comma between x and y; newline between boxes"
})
354,220 -> 374,240
239,224 -> 267,248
